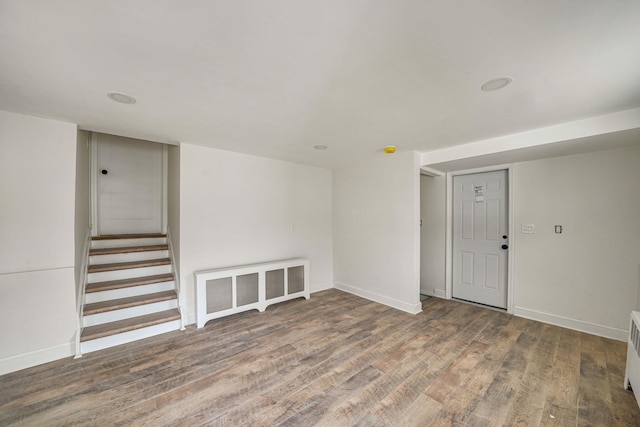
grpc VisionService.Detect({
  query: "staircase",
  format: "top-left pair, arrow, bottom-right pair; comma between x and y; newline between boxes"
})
79,233 -> 183,354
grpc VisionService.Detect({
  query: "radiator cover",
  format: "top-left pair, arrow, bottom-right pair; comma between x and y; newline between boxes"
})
625,310 -> 640,409
194,258 -> 309,328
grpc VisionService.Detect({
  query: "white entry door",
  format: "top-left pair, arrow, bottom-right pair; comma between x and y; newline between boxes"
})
96,134 -> 164,235
452,170 -> 508,308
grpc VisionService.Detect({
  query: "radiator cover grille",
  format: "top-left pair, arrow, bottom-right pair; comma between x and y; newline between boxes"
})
631,315 -> 639,358
266,269 -> 284,299
206,277 -> 233,314
288,266 -> 305,294
237,273 -> 259,306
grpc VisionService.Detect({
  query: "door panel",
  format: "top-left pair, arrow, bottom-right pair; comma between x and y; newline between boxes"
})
484,254 -> 499,289
97,134 -> 163,235
452,170 -> 508,308
461,252 -> 474,284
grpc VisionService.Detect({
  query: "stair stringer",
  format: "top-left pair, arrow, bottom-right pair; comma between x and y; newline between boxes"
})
167,226 -> 186,330
74,226 -> 92,359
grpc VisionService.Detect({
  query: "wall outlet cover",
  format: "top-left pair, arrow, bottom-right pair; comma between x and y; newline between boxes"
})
521,224 -> 535,234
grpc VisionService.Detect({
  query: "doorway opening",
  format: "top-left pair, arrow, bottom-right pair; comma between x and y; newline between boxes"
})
419,173 -> 446,300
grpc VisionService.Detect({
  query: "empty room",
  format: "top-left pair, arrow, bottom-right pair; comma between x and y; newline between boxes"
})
1,1 -> 640,425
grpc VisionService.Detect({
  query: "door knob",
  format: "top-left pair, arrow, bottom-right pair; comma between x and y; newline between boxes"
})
101,169 -> 108,175
501,244 -> 508,250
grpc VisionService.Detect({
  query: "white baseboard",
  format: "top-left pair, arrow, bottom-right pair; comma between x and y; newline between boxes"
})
311,281 -> 333,293
513,306 -> 628,342
0,342 -> 73,376
434,289 -> 446,299
334,282 -> 422,315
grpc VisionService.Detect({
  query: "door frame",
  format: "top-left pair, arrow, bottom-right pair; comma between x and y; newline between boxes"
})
445,164 -> 514,313
90,133 -> 168,237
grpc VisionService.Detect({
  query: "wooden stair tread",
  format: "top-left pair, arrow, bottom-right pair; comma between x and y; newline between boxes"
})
92,234 -> 166,240
89,244 -> 168,256
86,273 -> 175,293
83,291 -> 177,315
80,309 -> 181,342
88,258 -> 171,273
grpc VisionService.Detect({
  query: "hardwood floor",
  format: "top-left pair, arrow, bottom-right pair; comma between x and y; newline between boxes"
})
1,289 -> 638,426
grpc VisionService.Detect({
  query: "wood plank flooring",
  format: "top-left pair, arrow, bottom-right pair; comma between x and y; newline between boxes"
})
1,289 -> 638,426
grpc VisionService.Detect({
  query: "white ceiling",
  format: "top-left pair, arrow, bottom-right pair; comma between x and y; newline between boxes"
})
1,0 -> 640,169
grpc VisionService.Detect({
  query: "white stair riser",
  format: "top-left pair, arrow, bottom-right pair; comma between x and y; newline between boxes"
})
90,250 -> 169,265
88,264 -> 172,283
85,281 -> 175,304
91,237 -> 167,249
80,320 -> 181,354
83,299 -> 178,327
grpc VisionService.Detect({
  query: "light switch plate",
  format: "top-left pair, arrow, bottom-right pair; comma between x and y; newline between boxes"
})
521,224 -> 535,234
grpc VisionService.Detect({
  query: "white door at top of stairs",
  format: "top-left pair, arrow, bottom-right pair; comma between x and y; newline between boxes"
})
95,133 -> 165,235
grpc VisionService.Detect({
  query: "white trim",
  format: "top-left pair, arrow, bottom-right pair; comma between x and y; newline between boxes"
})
0,343 -> 73,376
90,133 -> 98,237
162,145 -> 168,234
334,281 -> 422,315
311,281 -> 334,293
0,266 -> 74,276
507,165 -> 516,313
412,152 -> 422,315
445,164 -> 514,313
445,172 -> 452,300
513,306 -> 628,342
434,289 -> 446,298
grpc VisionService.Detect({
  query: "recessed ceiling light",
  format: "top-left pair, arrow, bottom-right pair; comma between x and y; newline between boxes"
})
107,92 -> 136,104
481,77 -> 512,92
314,145 -> 328,150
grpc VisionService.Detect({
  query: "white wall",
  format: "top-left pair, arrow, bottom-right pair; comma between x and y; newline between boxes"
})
420,175 -> 446,297
0,110 -> 78,374
333,151 -> 421,314
513,145 -> 640,340
179,144 -> 333,324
